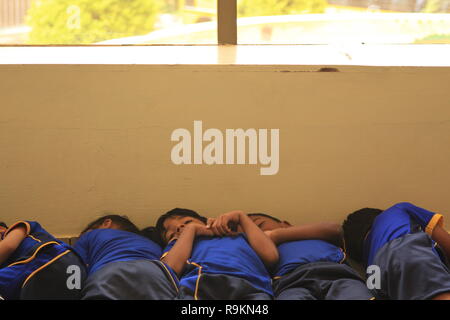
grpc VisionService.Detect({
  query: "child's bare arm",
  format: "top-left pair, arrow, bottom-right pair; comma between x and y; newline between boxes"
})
161,224 -> 214,277
267,223 -> 343,246
240,213 -> 279,268
210,211 -> 279,268
0,225 -> 27,265
431,225 -> 450,262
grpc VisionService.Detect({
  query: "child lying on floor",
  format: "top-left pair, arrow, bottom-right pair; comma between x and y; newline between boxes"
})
248,213 -> 374,300
343,202 -> 450,300
74,214 -> 178,300
156,208 -> 279,300
0,220 -> 86,299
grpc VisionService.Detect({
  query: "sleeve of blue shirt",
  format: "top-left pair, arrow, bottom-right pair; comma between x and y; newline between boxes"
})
3,221 -> 46,239
3,221 -> 34,238
392,202 -> 443,235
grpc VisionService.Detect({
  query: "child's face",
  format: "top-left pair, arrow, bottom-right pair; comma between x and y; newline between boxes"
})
162,215 -> 205,243
249,215 -> 284,231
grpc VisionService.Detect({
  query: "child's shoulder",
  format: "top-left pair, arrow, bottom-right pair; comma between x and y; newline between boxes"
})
80,228 -> 159,245
372,207 -> 411,229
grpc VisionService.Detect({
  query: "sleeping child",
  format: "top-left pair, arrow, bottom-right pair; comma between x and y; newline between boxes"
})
343,202 -> 450,300
248,213 -> 374,300
0,220 -> 86,299
74,214 -> 178,300
156,208 -> 279,300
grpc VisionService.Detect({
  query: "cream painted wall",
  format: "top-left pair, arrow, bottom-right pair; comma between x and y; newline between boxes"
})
0,64 -> 449,237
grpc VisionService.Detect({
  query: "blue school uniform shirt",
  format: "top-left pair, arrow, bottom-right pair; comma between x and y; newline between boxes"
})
0,221 -> 72,299
162,234 -> 273,296
363,202 -> 444,267
274,240 -> 345,277
74,228 -> 162,275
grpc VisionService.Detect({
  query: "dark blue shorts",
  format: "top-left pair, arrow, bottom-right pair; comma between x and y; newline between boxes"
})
82,259 -> 179,300
273,262 -> 374,300
372,232 -> 450,300
20,250 -> 87,300
178,274 -> 272,300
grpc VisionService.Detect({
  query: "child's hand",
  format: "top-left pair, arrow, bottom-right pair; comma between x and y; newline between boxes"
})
209,210 -> 243,236
206,218 -> 216,229
176,223 -> 215,239
193,224 -> 216,238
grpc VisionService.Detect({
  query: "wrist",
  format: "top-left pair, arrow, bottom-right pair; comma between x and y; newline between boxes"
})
193,223 -> 210,237
181,223 -> 198,236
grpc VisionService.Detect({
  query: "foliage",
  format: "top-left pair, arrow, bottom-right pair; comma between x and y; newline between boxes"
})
414,33 -> 450,43
26,0 -> 161,44
422,0 -> 448,12
238,0 -> 328,17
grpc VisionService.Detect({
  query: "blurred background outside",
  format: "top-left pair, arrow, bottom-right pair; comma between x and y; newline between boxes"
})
0,0 -> 449,45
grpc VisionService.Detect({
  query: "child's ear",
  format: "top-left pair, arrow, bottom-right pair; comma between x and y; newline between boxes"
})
100,219 -> 113,229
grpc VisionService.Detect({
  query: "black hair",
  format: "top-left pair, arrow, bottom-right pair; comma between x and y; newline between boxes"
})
342,208 -> 384,265
80,214 -> 140,235
0,222 -> 7,228
155,208 -> 207,241
247,212 -> 282,223
140,226 -> 165,247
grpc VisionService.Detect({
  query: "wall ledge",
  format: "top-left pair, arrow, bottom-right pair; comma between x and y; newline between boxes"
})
0,44 -> 449,67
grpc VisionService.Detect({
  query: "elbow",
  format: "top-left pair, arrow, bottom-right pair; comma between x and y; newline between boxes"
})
172,265 -> 185,278
161,256 -> 184,277
263,249 -> 279,269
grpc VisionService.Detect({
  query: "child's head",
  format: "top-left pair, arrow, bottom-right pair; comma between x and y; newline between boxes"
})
156,208 -> 208,244
342,208 -> 383,264
0,222 -> 7,233
80,214 -> 140,236
248,213 -> 291,231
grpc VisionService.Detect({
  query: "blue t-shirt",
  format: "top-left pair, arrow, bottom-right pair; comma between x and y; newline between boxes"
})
74,228 -> 162,275
163,234 -> 273,296
0,221 -> 72,299
364,202 -> 443,267
274,240 -> 345,277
